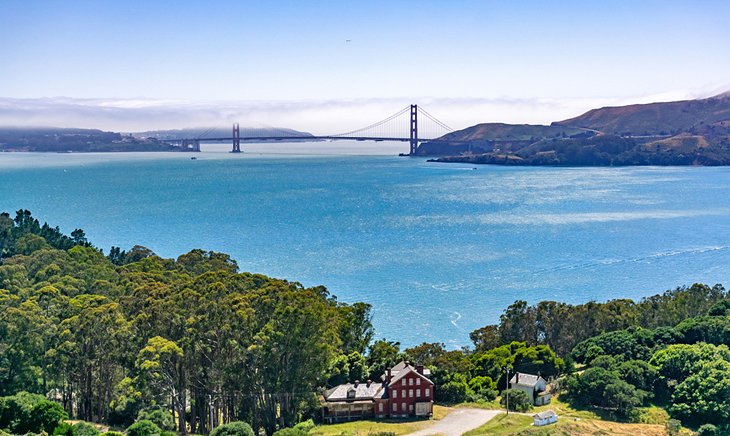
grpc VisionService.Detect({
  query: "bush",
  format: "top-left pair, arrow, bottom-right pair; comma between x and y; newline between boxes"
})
53,422 -> 73,436
209,421 -> 254,436
0,392 -> 47,434
697,424 -> 718,436
137,409 -> 175,431
499,389 -> 532,412
101,432 -> 125,436
292,420 -> 314,432
72,422 -> 100,436
30,400 -> 68,434
126,420 -> 161,436
436,380 -> 471,404
272,429 -> 308,436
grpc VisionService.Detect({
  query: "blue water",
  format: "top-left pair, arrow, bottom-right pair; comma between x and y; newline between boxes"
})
3,143 -> 730,348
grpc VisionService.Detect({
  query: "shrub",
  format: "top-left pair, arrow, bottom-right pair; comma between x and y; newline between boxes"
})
272,428 -> 308,436
126,420 -> 161,436
499,389 -> 532,412
292,420 -> 314,432
436,380 -> 471,403
697,424 -> 718,436
30,400 -> 68,434
53,422 -> 73,436
209,421 -> 255,436
101,432 -> 125,436
137,409 -> 175,431
71,422 -> 100,436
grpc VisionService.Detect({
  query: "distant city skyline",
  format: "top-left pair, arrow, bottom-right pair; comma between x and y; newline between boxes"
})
1,1 -> 729,131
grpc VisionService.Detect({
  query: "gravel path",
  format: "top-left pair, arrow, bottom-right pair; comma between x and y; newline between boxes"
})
405,408 -> 502,436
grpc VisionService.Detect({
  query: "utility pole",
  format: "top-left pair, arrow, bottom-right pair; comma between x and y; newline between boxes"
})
504,366 -> 511,416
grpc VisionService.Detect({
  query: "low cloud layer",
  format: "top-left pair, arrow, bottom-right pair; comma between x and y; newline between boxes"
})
0,90 -> 721,134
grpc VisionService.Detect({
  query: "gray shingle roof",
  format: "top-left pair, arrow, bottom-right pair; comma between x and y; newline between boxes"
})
324,382 -> 384,402
509,372 -> 543,388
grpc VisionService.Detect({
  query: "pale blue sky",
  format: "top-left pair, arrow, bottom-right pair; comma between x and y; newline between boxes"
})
1,1 -> 729,130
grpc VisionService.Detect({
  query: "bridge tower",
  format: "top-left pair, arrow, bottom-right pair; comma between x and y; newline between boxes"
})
409,104 -> 418,156
232,123 -> 241,153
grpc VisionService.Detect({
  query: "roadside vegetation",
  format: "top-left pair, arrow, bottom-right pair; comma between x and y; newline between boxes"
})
2,209 -> 729,435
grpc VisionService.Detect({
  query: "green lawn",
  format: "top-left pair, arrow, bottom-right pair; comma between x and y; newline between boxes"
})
309,405 -> 451,436
462,413 -> 533,435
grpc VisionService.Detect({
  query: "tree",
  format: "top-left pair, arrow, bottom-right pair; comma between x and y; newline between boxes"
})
500,389 -> 532,412
367,340 -> 402,382
469,325 -> 502,352
602,380 -> 648,417
669,359 -> 730,425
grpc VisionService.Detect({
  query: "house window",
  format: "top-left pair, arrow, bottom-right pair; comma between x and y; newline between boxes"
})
409,378 -> 413,386
379,403 -> 383,412
402,402 -> 406,414
416,389 -> 421,397
409,389 -> 413,398
392,389 -> 397,398
416,378 -> 421,386
425,388 -> 430,397
392,402 -> 397,412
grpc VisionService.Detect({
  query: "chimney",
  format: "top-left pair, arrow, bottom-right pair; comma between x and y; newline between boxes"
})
387,368 -> 392,383
354,380 -> 359,388
416,364 -> 424,375
366,379 -> 372,387
515,372 -> 519,384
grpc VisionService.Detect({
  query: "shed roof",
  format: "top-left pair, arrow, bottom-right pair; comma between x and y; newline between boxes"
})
533,410 -> 557,419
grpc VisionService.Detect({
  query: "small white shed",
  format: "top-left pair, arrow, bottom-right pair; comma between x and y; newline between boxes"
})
533,410 -> 558,426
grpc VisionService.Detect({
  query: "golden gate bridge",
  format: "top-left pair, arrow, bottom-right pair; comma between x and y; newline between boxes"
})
166,104 -> 453,155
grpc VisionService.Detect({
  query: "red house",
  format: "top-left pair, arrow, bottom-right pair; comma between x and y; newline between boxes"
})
321,361 -> 434,423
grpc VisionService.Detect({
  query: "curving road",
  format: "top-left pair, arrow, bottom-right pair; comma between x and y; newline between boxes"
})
406,408 -> 502,436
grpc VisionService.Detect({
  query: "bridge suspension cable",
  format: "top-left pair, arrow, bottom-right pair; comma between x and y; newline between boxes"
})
328,105 -> 452,140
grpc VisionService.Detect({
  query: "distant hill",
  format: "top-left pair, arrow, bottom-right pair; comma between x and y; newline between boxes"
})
0,127 -> 176,152
134,127 -> 314,140
423,92 -> 730,166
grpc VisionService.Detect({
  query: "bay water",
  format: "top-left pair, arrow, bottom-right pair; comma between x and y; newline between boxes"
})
2,141 -> 730,348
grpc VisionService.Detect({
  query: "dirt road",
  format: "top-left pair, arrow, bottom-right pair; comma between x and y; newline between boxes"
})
405,408 -> 502,436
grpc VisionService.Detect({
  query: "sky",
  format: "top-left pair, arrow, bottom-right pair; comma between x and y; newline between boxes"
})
1,0 -> 729,132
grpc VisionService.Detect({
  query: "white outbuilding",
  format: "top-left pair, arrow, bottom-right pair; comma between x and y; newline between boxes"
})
533,410 -> 558,426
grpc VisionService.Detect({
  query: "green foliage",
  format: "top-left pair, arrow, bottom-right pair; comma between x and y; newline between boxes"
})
668,359 -> 730,425
471,284 -> 728,357
209,421 -> 255,436
708,300 -> 730,316
53,422 -> 73,436
292,419 -> 314,433
0,392 -> 48,434
136,409 -> 175,431
71,422 -> 100,436
564,367 -> 649,419
366,340 -> 402,382
499,389 -> 532,412
126,420 -> 161,436
30,400 -> 68,434
101,432 -> 125,436
436,378 -> 471,404
272,428 -> 308,436
697,424 -> 719,436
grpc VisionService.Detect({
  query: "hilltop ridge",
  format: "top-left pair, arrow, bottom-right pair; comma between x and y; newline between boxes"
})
423,92 -> 730,166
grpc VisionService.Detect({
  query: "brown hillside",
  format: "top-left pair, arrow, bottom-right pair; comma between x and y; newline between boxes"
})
555,92 -> 730,136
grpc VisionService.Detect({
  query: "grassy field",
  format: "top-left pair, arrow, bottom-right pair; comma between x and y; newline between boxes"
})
462,413 -> 533,435
309,405 -> 451,436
